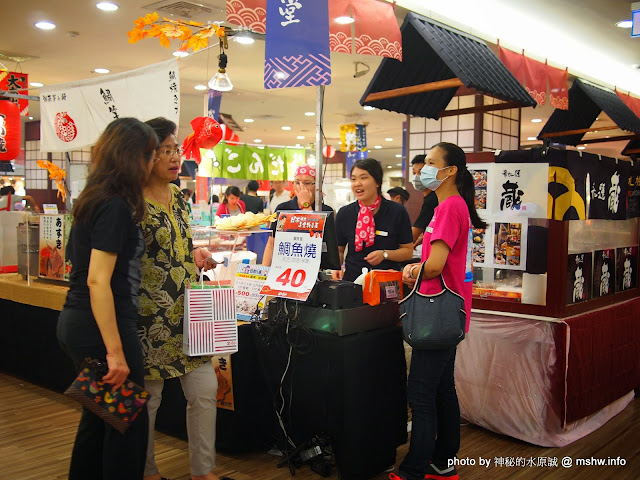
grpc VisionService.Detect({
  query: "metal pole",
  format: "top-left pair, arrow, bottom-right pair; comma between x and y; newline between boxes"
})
315,85 -> 324,212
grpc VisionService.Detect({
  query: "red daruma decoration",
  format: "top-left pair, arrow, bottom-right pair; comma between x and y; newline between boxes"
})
54,112 -> 78,143
323,145 -> 336,158
0,100 -> 21,161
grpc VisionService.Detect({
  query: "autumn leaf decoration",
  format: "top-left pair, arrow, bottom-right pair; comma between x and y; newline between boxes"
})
128,12 -> 226,53
37,160 -> 67,203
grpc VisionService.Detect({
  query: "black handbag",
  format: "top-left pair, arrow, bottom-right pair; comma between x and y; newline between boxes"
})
399,262 -> 466,349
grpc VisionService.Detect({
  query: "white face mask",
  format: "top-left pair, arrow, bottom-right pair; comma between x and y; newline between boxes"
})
420,165 -> 450,191
413,174 -> 426,191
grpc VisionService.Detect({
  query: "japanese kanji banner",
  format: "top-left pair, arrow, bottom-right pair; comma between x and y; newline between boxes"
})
264,0 -> 331,89
616,246 -> 638,291
199,143 -> 306,180
40,59 -> 180,152
490,163 -> 549,218
566,252 -> 592,304
592,248 -> 616,298
627,161 -> 640,218
0,71 -> 29,116
587,156 -> 629,220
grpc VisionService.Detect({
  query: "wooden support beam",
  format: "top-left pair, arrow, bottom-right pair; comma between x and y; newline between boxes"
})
364,78 -> 463,103
540,125 -> 622,138
624,148 -> 640,154
578,134 -> 640,145
438,101 -> 521,118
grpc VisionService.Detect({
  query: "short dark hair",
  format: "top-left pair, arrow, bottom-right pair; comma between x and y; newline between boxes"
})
410,154 -> 426,166
181,188 -> 192,196
387,187 -> 409,203
145,117 -> 177,143
1,185 -> 16,196
350,158 -> 383,194
210,194 -> 219,204
247,180 -> 259,192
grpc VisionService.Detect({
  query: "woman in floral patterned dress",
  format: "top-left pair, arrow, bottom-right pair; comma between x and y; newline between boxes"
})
139,117 -> 230,480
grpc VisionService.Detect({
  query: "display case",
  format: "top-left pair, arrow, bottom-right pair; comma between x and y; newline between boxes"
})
466,148 -> 640,318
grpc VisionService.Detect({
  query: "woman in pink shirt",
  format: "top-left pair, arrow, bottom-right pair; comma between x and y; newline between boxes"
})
390,142 -> 486,480
216,185 -> 246,216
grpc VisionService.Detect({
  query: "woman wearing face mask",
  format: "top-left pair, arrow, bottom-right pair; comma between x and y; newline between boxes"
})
332,158 -> 413,282
410,154 -> 439,246
388,143 -> 486,480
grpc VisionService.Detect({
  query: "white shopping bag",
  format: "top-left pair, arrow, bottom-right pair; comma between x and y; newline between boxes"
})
184,272 -> 238,356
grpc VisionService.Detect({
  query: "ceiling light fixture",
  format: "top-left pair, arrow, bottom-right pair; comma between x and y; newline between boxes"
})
254,138 -> 262,143
395,154 -> 402,158
35,21 -> 56,30
96,2 -> 119,11
29,82 -> 44,87
194,84 -> 207,91
531,118 -> 542,123
244,118 -> 254,123
385,137 -> 393,141
616,19 -> 632,28
94,68 -> 110,74
173,50 -> 189,58
233,31 -> 255,45
208,33 -> 233,92
29,116 -> 34,120
396,163 -> 402,166
374,145 -> 382,149
297,135 -> 305,139
335,16 -> 355,24
363,105 -> 375,111
304,111 -> 315,116
281,126 -> 291,131
386,165 -> 392,169
527,136 -> 537,141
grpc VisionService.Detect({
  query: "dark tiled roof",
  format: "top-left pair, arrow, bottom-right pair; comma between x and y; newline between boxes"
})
360,12 -> 536,118
622,140 -> 640,159
538,79 -> 640,145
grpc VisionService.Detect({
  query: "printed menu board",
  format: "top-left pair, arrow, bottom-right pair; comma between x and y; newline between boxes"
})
39,214 -> 72,281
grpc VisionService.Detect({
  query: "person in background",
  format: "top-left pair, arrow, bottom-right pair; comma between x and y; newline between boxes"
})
140,117 -> 230,480
0,185 -> 40,212
57,117 -> 159,480
387,186 -> 410,205
390,142 -> 486,480
410,154 -> 439,246
332,158 -> 413,282
216,185 -> 245,216
240,180 -> 264,214
181,188 -> 193,203
268,180 -> 291,214
262,165 -> 333,266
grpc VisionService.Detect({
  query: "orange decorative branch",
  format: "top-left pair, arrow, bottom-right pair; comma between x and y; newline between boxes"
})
128,12 -> 226,52
37,160 -> 67,203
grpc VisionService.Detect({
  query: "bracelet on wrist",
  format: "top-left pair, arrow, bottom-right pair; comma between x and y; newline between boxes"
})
410,265 -> 418,279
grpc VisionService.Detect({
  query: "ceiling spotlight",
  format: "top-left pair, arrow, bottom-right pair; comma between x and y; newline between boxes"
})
29,116 -> 34,120
364,105 -> 375,111
616,19 -> 632,28
577,146 -> 586,150
35,21 -> 56,30
244,118 -> 254,123
194,84 -> 207,91
297,135 -> 305,140
281,126 -> 292,131
96,2 -> 119,11
208,33 -> 233,92
374,145 -> 382,149
531,118 -> 542,123
527,136 -> 537,141
335,16 -> 355,24
385,137 -> 393,142
94,68 -> 110,74
29,82 -> 44,87
395,154 -> 402,158
233,31 -> 255,45
254,139 -> 262,143
386,165 -> 392,169
304,112 -> 315,116
173,50 -> 189,58
396,163 -> 402,166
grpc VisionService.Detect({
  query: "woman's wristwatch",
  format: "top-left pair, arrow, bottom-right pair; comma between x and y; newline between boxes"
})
382,250 -> 389,260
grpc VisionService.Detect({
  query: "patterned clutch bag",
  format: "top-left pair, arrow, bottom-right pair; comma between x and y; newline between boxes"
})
64,358 -> 150,434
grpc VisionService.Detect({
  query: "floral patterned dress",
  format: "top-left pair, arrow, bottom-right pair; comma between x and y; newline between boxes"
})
138,184 -> 208,380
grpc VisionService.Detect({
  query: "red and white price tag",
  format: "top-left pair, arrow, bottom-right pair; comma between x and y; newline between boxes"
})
260,211 -> 327,301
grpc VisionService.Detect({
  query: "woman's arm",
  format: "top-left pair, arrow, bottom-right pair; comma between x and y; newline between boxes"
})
363,242 -> 414,266
330,246 -> 346,280
263,236 -> 275,266
402,240 -> 450,287
87,248 -> 129,390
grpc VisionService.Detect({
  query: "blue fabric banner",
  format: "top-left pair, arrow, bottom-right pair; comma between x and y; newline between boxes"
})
207,89 -> 222,121
264,0 -> 331,89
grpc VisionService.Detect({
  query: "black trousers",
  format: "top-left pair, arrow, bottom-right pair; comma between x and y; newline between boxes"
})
57,307 -> 148,480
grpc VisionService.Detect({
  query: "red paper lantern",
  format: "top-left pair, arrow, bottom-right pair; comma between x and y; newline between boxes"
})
227,133 -> 240,146
323,145 -> 336,158
0,100 -> 21,161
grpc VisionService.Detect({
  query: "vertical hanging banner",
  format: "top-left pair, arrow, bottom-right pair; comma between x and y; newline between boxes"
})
264,0 -> 331,89
0,71 -> 29,116
40,59 -> 180,152
206,89 -> 222,121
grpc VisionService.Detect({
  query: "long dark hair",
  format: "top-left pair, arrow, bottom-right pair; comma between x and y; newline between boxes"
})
351,158 -> 383,194
433,142 -> 486,229
73,118 -> 158,225
223,185 -> 241,204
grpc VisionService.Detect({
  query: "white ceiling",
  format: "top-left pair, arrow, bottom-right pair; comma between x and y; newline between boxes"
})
2,0 -> 639,171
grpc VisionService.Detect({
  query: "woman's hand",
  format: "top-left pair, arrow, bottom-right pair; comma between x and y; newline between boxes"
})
364,250 -> 384,266
402,263 -> 420,288
195,247 -> 217,271
102,351 -> 130,391
294,181 -> 313,207
331,269 -> 344,280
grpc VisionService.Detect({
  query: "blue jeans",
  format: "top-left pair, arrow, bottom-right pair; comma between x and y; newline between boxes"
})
57,307 -> 148,480
399,347 -> 459,480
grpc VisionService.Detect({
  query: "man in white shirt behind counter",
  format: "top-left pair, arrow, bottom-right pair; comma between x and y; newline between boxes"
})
267,180 -> 291,214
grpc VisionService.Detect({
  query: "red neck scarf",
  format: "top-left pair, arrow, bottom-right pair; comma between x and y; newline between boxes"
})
355,196 -> 381,252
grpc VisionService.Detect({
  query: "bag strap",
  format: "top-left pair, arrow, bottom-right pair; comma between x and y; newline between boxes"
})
403,262 -> 456,300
